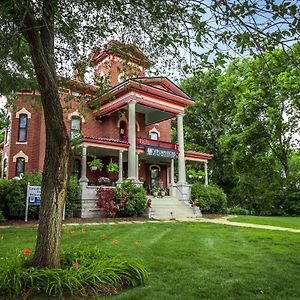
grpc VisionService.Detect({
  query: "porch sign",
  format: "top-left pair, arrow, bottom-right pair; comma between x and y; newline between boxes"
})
145,146 -> 176,159
25,183 -> 41,222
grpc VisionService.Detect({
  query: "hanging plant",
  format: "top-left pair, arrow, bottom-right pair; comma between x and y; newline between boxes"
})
88,157 -> 103,171
107,160 -> 119,173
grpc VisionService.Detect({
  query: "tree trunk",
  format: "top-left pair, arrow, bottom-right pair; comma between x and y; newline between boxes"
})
20,1 -> 71,268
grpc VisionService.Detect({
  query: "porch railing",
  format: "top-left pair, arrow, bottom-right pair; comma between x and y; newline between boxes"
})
136,137 -> 178,150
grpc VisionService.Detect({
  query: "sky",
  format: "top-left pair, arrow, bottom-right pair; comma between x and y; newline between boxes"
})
0,96 -> 6,110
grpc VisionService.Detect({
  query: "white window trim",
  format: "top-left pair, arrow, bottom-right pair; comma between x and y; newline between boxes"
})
149,164 -> 161,172
67,110 -> 86,123
149,126 -> 160,138
13,151 -> 29,163
117,116 -> 140,132
16,108 -> 31,119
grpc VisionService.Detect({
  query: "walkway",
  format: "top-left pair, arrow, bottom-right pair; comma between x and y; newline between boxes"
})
197,216 -> 300,233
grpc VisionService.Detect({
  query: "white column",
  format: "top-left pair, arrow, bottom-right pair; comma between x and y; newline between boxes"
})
136,153 -> 139,181
170,158 -> 175,185
205,162 -> 208,186
79,145 -> 88,184
127,100 -> 136,180
177,114 -> 186,184
117,150 -> 123,184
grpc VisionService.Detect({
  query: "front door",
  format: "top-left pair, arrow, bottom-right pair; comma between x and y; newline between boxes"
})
150,166 -> 159,189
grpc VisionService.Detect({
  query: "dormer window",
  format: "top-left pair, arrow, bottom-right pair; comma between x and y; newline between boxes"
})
18,114 -> 28,142
150,132 -> 159,140
70,117 -> 81,140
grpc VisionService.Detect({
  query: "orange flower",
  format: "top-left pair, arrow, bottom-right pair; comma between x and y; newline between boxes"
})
100,234 -> 107,240
112,239 -> 119,245
74,259 -> 79,269
22,248 -> 31,255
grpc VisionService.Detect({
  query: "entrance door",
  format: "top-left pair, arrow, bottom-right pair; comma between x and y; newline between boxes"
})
150,166 -> 159,189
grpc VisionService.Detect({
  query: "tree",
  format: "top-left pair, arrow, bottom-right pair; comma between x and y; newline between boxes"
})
181,44 -> 300,214
0,0 -> 298,268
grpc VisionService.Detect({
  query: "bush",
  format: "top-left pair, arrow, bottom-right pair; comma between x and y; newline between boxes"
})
191,183 -> 227,214
227,205 -> 249,215
0,247 -> 149,298
0,173 -> 80,220
0,210 -> 5,223
97,181 -> 147,217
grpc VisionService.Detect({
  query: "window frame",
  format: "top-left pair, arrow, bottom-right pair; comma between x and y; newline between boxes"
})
15,157 -> 25,178
18,114 -> 28,142
70,116 -> 81,141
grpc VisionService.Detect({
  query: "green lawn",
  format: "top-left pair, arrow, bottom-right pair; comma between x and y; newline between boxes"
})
1,221 -> 300,299
228,216 -> 300,229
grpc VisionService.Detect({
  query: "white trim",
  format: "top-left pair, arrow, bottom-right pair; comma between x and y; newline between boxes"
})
16,142 -> 28,145
67,110 -> 86,123
13,151 -> 29,163
149,164 -> 161,172
149,126 -> 160,138
117,116 -> 140,132
16,108 -> 31,119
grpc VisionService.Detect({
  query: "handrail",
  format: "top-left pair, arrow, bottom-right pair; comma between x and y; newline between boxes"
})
136,137 -> 178,150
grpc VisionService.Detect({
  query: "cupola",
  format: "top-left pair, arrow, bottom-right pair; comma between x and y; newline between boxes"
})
89,40 -> 152,87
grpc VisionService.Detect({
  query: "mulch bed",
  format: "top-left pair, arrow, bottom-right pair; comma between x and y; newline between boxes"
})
0,217 -> 148,227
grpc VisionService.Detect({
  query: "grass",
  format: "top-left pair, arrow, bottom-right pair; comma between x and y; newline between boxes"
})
227,215 -> 300,229
0,221 -> 300,299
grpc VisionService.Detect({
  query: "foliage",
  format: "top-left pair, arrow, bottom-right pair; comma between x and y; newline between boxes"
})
97,181 -> 147,217
181,44 -> 300,216
0,210 -> 5,223
65,176 -> 81,218
107,161 -> 119,173
186,167 -> 205,184
0,247 -> 149,298
191,183 -> 227,214
227,205 -> 250,216
88,158 -> 103,171
0,173 -> 79,220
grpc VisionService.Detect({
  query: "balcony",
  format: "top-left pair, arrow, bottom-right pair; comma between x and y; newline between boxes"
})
136,137 -> 178,150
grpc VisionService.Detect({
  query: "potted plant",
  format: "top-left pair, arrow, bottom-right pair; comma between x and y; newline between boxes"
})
107,160 -> 119,173
160,188 -> 166,197
151,187 -> 159,197
88,157 -> 103,171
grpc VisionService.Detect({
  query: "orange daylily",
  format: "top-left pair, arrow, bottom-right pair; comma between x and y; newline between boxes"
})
112,239 -> 119,245
22,248 -> 31,255
74,259 -> 79,269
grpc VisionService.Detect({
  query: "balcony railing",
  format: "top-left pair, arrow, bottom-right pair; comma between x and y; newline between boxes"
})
136,137 -> 178,150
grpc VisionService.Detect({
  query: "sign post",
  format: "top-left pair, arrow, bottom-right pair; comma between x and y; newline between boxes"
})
25,183 -> 42,222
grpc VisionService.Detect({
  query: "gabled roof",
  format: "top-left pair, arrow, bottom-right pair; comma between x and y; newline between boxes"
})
134,77 -> 191,100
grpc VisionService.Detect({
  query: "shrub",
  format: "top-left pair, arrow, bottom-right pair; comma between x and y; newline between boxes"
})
0,210 -> 5,223
227,205 -> 249,215
191,183 -> 227,214
65,176 -> 81,218
0,247 -> 149,298
97,181 -> 147,217
0,173 -> 80,220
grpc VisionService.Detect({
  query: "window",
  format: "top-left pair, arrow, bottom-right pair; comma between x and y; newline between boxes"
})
5,116 -> 10,144
151,166 -> 160,189
150,132 -> 159,140
72,159 -> 81,180
18,114 -> 28,142
2,158 -> 7,178
16,157 -> 25,178
70,117 -> 81,140
119,120 -> 127,140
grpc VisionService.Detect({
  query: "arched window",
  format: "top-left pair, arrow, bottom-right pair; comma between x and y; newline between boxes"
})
2,158 -> 7,178
16,157 -> 25,178
119,120 -> 127,140
70,117 -> 81,140
18,114 -> 28,142
150,132 -> 159,140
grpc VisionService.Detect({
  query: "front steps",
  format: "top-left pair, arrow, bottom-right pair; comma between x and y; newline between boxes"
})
149,196 -> 201,220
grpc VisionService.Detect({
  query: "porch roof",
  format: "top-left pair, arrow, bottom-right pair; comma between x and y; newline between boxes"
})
185,150 -> 214,162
